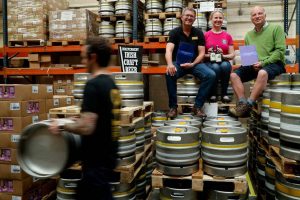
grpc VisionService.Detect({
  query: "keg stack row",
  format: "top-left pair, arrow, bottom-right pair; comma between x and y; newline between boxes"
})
177,74 -> 234,104
73,73 -> 90,106
150,113 -> 248,199
247,73 -> 300,200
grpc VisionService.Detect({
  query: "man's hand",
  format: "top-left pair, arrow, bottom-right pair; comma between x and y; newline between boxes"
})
166,64 -> 177,76
180,63 -> 194,69
253,62 -> 262,71
48,119 -> 61,135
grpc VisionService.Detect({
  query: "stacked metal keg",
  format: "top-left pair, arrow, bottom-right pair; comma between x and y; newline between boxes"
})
265,155 -> 276,199
145,0 -> 163,13
177,75 -> 200,104
56,169 -> 81,200
160,185 -> 198,199
163,18 -> 181,35
145,18 -> 163,36
256,145 -> 267,196
164,0 -> 185,12
193,9 -> 207,31
73,73 -> 90,106
202,116 -> 248,177
152,111 -> 168,127
111,179 -> 136,200
99,21 -> 115,38
206,187 -> 248,200
98,1 -> 114,16
115,20 -> 133,38
116,124 -> 136,167
111,73 -> 144,107
144,113 -> 152,145
115,0 -> 132,14
156,125 -> 200,176
275,169 -> 300,200
135,166 -> 147,199
135,118 -> 146,154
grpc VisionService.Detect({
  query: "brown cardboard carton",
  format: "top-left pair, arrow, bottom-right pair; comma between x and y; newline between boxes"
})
40,85 -> 54,99
45,99 -> 54,112
0,115 -> 47,133
0,100 -> 46,117
40,55 -> 51,62
0,148 -> 18,165
54,95 -> 74,107
0,85 -> 46,101
0,164 -> 29,180
28,54 -> 39,62
0,176 -> 35,196
40,63 -> 51,68
29,62 -> 40,69
0,133 -> 20,149
53,75 -> 73,86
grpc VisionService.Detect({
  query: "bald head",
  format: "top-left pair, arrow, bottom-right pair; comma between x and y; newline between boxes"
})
250,6 -> 266,30
251,6 -> 266,16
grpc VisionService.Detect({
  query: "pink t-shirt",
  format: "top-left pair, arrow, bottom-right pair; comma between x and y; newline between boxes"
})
205,30 -> 233,54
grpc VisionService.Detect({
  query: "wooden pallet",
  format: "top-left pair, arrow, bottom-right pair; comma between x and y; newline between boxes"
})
109,37 -> 132,44
9,40 -> 45,47
203,173 -> 248,194
144,35 -> 169,43
144,141 -> 154,163
114,151 -> 145,183
188,1 -> 227,9
115,13 -> 132,21
269,145 -> 300,177
47,40 -> 84,46
143,101 -> 154,114
97,15 -> 117,22
49,106 -> 80,118
152,160 -> 204,191
144,12 -> 181,20
121,106 -> 144,124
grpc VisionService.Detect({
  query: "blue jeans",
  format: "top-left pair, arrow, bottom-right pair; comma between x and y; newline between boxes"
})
206,61 -> 232,96
166,62 -> 216,108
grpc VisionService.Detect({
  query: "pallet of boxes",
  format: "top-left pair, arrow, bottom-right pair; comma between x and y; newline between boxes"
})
0,84 -> 57,200
110,73 -> 155,199
7,0 -> 69,47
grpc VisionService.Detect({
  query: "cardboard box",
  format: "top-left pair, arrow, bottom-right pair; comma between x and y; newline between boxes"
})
28,54 -> 39,62
149,75 -> 169,111
0,148 -> 18,165
53,95 -> 74,107
0,133 -> 20,149
40,63 -> 51,68
53,85 -> 73,96
53,75 -> 73,86
0,179 -> 57,200
29,62 -> 40,69
45,99 -> 55,112
0,100 -> 46,117
40,85 -> 54,99
0,176 -> 38,196
40,55 -> 51,63
0,164 -> 29,180
0,115 -> 47,133
0,85 -> 47,101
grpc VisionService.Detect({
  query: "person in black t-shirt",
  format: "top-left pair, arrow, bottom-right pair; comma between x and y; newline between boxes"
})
166,7 -> 216,118
50,37 -> 121,200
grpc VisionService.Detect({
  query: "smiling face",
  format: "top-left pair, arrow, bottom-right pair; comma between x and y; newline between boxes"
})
210,11 -> 224,29
181,9 -> 196,27
251,6 -> 266,28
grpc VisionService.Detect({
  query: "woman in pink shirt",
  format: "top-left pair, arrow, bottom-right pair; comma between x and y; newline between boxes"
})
205,11 -> 235,103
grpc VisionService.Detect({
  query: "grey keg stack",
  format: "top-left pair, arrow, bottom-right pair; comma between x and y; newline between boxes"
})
247,73 -> 300,200
177,75 -> 200,104
73,73 -> 90,106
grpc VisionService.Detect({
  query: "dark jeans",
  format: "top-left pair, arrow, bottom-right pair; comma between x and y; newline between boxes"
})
206,61 -> 232,96
166,62 -> 216,108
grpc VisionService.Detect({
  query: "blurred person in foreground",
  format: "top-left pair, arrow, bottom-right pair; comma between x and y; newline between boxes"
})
165,7 -> 215,118
50,37 -> 121,200
230,6 -> 285,117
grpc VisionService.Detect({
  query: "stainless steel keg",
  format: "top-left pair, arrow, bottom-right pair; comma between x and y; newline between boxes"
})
152,111 -> 167,127
146,0 -> 163,13
99,21 -> 115,38
164,18 -> 181,35
73,73 -> 90,102
164,0 -> 183,12
111,180 -> 136,200
98,1 -> 114,16
207,189 -> 248,200
115,20 -> 132,38
203,120 -> 241,128
280,90 -> 300,161
201,127 -> 248,177
291,73 -> 300,90
160,187 -> 198,200
193,10 -> 207,31
135,118 -> 145,154
275,169 -> 300,200
115,0 -> 132,15
145,18 -> 163,36
57,169 -> 81,200
265,155 -> 276,199
269,73 -> 292,90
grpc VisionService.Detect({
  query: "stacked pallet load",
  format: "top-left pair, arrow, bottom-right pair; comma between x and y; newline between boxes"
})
98,0 -> 144,43
0,84 -> 56,200
248,73 -> 300,200
7,0 -> 68,47
48,9 -> 99,46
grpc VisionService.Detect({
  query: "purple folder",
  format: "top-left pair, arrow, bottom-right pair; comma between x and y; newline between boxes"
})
239,45 -> 259,66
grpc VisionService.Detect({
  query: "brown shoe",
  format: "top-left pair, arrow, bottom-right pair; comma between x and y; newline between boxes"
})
167,108 -> 177,118
193,107 -> 207,118
229,102 -> 252,117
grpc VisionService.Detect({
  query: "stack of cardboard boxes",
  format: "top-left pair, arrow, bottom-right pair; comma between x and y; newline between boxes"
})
7,0 -> 69,42
52,75 -> 75,108
28,53 -> 52,69
0,84 -> 57,200
49,9 -> 99,41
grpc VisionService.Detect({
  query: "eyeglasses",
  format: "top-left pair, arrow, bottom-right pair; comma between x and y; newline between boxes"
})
183,14 -> 195,19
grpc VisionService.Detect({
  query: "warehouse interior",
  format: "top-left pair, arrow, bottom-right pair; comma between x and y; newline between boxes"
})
0,0 -> 299,200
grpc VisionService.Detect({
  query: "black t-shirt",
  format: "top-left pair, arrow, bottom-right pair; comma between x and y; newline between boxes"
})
81,74 -> 121,177
168,26 -> 205,61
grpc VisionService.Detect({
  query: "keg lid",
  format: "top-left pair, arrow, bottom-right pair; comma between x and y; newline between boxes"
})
17,122 -> 70,178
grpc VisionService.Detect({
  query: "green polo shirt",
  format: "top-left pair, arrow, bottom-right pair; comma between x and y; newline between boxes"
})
245,23 -> 286,67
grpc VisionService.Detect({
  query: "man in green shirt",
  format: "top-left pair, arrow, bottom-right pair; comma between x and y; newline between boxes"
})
230,6 -> 286,117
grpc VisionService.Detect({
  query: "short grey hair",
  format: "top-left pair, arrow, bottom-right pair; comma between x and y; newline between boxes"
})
182,7 -> 196,16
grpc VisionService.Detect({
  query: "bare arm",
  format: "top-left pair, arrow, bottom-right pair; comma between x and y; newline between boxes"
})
223,45 -> 235,60
64,112 -> 98,135
165,43 -> 177,76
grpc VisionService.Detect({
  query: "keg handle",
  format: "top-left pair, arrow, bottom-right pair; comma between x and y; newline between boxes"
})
170,192 -> 185,198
